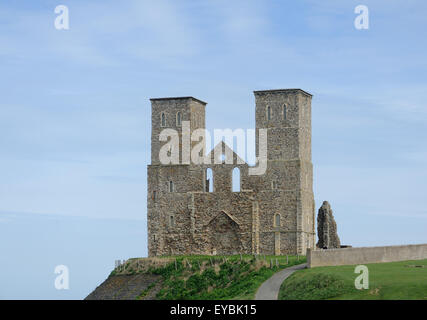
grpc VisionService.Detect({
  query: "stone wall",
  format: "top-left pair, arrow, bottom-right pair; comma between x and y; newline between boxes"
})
307,244 -> 427,268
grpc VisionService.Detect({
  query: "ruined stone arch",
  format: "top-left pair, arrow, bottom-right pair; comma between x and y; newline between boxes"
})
205,211 -> 242,255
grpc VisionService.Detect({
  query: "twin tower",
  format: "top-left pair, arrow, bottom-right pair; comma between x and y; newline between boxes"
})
147,89 -> 315,256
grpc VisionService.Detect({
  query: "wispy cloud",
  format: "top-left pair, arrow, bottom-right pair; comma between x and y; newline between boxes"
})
0,1 -> 426,234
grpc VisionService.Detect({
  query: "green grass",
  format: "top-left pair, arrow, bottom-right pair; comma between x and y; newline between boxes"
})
279,259 -> 427,300
149,254 -> 305,300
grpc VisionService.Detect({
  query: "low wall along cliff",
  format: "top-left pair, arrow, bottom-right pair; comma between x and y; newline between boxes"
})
307,243 -> 427,268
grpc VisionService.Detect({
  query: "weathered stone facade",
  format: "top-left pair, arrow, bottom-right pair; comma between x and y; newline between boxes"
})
147,89 -> 316,256
316,201 -> 341,249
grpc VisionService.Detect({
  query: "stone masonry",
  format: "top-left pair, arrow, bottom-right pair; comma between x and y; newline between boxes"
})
316,201 -> 341,249
147,89 -> 316,256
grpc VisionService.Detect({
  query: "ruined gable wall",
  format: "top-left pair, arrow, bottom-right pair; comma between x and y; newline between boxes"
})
192,191 -> 254,254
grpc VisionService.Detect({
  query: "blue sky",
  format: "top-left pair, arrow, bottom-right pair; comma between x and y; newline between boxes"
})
0,0 -> 426,299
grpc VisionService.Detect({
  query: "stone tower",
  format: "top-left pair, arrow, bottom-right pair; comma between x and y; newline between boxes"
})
147,97 -> 207,256
147,89 -> 315,256
253,89 -> 315,254
149,97 -> 206,165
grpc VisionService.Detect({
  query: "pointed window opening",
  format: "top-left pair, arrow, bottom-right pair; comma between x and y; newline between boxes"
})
232,167 -> 241,192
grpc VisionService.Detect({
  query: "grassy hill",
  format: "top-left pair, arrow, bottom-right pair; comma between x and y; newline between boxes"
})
279,259 -> 427,300
86,255 -> 305,300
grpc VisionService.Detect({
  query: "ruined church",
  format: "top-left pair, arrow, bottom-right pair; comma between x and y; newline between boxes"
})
147,89 -> 315,256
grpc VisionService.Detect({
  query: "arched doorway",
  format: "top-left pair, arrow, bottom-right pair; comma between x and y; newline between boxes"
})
206,211 -> 241,255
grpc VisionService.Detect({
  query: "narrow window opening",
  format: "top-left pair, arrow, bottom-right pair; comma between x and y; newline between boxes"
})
170,215 -> 175,227
153,191 -> 157,202
266,105 -> 271,121
206,168 -> 213,192
232,167 -> 241,192
161,112 -> 166,127
169,181 -> 174,192
272,181 -> 278,190
283,104 -> 287,120
275,214 -> 280,227
176,112 -> 182,126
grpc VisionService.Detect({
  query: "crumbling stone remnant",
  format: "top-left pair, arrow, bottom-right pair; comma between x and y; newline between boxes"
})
317,201 -> 341,249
